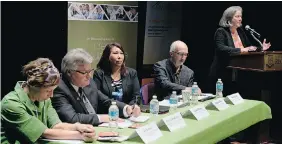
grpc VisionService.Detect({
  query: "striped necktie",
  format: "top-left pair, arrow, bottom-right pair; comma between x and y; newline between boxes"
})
78,87 -> 96,114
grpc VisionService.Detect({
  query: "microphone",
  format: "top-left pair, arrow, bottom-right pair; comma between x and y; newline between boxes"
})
245,25 -> 261,38
245,25 -> 263,51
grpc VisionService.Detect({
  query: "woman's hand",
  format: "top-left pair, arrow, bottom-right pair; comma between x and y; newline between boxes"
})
262,39 -> 271,51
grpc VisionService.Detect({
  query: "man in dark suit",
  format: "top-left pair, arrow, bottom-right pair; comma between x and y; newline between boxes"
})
153,40 -> 202,101
51,48 -> 140,126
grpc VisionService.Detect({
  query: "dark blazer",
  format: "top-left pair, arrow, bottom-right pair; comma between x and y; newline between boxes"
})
51,75 -> 126,126
153,58 -> 194,101
209,27 -> 253,79
93,67 -> 140,105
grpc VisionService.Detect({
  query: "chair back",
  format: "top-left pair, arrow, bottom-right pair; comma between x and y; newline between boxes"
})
140,82 -> 155,105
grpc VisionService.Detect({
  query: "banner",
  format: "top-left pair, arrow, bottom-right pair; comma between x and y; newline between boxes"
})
143,2 -> 182,64
68,1 -> 138,69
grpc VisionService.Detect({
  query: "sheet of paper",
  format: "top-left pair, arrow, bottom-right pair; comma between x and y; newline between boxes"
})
168,94 -> 215,101
97,136 -> 129,142
159,99 -> 183,107
211,98 -> 229,111
136,122 -> 163,144
162,112 -> 186,132
227,93 -> 244,105
40,139 -> 83,144
98,120 -> 133,128
190,105 -> 210,120
198,93 -> 215,100
129,115 -> 150,123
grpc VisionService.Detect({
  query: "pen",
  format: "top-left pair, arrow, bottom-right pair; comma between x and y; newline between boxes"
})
130,104 -> 135,116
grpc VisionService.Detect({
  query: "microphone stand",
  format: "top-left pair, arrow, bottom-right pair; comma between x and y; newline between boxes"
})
250,31 -> 264,52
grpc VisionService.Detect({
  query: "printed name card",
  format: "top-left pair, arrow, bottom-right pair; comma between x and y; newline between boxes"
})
211,98 -> 229,111
162,112 -> 186,132
227,93 -> 244,105
190,105 -> 210,120
136,122 -> 163,144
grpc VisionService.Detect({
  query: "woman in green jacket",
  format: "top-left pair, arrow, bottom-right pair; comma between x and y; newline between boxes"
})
1,58 -> 96,143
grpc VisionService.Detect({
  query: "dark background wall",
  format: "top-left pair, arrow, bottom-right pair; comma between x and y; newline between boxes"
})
179,2 -> 282,140
2,1 -> 282,140
1,1 -> 68,96
180,1 -> 282,92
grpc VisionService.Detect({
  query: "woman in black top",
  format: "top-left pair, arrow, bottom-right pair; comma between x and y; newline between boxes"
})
208,6 -> 271,95
94,42 -> 141,106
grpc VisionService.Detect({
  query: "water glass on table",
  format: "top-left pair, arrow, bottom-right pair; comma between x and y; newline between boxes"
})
182,89 -> 191,105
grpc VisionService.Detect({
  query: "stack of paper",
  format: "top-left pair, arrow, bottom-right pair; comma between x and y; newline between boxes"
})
40,139 -> 83,144
98,120 -> 133,128
129,115 -> 150,123
98,136 -> 129,142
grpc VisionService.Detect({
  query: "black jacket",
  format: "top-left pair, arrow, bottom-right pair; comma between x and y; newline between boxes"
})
209,27 -> 253,79
51,75 -> 126,126
153,58 -> 194,101
93,67 -> 140,105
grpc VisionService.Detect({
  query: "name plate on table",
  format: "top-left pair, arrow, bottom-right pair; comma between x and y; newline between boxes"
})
160,112 -> 186,132
182,105 -> 210,120
135,122 -> 163,144
227,93 -> 244,105
211,98 -> 229,111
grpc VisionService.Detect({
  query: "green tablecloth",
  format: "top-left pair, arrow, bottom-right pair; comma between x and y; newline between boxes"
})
40,99 -> 272,144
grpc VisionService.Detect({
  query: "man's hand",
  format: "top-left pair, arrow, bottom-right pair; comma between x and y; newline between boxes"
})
126,105 -> 141,117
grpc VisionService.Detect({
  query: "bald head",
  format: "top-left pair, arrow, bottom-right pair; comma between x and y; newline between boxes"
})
169,40 -> 189,68
170,40 -> 188,53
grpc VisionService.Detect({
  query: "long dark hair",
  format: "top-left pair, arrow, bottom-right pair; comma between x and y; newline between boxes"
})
97,42 -> 127,76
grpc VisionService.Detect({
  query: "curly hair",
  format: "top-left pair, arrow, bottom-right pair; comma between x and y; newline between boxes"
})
22,58 -> 60,88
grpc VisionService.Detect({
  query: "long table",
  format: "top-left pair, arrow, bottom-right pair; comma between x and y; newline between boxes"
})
40,99 -> 272,144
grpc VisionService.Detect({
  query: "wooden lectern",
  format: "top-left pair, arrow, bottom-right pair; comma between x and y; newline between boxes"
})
227,51 -> 282,72
227,51 -> 282,142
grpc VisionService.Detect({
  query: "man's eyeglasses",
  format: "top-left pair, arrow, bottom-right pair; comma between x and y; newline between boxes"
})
73,69 -> 94,75
173,51 -> 189,57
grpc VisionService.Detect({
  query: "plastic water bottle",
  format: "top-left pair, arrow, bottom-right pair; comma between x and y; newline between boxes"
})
216,79 -> 223,98
191,82 -> 199,105
169,91 -> 178,111
150,95 -> 159,116
109,101 -> 119,132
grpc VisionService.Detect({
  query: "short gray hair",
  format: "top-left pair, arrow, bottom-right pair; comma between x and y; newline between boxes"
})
169,40 -> 187,52
219,6 -> 242,27
61,48 -> 93,74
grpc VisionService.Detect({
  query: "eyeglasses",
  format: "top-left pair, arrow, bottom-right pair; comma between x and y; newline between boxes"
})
73,69 -> 94,75
173,51 -> 189,57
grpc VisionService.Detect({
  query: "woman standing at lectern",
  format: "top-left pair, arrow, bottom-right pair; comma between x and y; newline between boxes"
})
208,6 -> 271,96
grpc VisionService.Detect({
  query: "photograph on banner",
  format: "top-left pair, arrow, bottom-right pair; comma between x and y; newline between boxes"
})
116,6 -> 129,21
68,3 -> 72,9
68,2 -> 138,22
100,5 -> 131,21
124,6 -> 138,21
89,5 -> 106,20
68,2 -> 95,20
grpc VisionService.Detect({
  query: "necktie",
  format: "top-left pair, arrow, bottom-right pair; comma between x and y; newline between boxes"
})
78,87 -> 96,114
